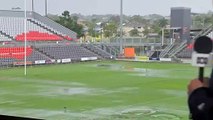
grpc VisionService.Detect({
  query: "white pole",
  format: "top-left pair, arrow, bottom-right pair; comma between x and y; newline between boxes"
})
172,29 -> 174,44
32,0 -> 34,12
119,0 -> 123,54
161,28 -> 164,46
45,0 -> 48,16
24,0 -> 27,76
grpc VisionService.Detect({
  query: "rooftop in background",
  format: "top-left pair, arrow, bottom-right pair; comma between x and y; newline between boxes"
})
0,0 -> 212,16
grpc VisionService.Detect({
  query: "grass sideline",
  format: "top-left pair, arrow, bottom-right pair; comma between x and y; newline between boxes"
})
0,61 -> 211,120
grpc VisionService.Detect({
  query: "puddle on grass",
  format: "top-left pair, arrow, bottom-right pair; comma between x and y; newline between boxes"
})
96,64 -> 124,71
96,64 -> 171,78
82,106 -> 184,120
95,63 -> 194,79
0,105 -> 185,120
111,111 -> 181,120
59,87 -> 92,95
36,85 -> 139,97
160,89 -> 186,97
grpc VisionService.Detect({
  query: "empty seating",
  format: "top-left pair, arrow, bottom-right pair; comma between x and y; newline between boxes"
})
26,50 -> 52,61
82,44 -> 113,59
0,33 -> 12,41
28,18 -> 74,41
0,17 -> 63,41
15,31 -> 63,41
0,47 -> 32,59
0,58 -> 16,66
36,44 -> 99,60
0,46 -> 52,63
177,48 -> 193,58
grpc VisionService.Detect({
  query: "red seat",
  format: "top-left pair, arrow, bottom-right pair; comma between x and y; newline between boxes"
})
15,31 -> 63,41
64,36 -> 73,41
0,47 -> 33,59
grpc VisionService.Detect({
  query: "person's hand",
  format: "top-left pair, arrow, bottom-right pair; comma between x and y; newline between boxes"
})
187,78 -> 209,95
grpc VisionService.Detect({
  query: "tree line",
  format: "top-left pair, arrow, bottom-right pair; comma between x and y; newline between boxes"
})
52,10 -> 213,39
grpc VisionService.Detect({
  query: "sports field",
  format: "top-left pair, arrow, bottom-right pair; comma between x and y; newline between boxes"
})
0,60 -> 211,120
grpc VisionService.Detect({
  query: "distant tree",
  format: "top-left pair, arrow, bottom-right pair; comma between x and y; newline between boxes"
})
109,16 -> 120,25
88,24 -> 96,37
192,15 -> 204,28
129,28 -> 139,37
55,11 -> 84,38
149,18 -> 168,35
192,13 -> 213,28
87,19 -> 100,37
129,15 -> 150,26
150,24 -> 161,34
103,22 -> 118,38
86,18 -> 103,37
62,10 -> 70,18
157,18 -> 168,28
131,15 -> 144,23
204,16 -> 213,26
142,26 -> 150,37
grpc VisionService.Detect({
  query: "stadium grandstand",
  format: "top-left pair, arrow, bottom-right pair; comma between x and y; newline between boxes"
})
0,10 -> 114,68
148,7 -> 213,62
158,25 -> 213,60
0,9 -> 213,68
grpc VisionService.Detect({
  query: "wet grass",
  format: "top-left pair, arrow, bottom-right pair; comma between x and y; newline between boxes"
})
0,61 -> 211,120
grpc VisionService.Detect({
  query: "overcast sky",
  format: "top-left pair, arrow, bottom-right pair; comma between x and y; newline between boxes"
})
0,0 -> 212,16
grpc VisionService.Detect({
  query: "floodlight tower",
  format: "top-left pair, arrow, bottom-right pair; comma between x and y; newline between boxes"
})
32,0 -> 34,12
45,0 -> 48,16
119,0 -> 123,55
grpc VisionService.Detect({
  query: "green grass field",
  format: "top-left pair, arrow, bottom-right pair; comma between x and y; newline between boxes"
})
0,61 -> 211,120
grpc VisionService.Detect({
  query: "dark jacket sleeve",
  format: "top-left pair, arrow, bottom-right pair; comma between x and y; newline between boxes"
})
188,87 -> 213,120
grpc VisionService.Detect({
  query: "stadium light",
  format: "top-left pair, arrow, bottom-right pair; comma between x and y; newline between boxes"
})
45,0 -> 48,16
32,0 -> 34,12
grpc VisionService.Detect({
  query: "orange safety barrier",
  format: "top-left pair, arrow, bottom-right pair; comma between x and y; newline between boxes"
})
124,47 -> 135,58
